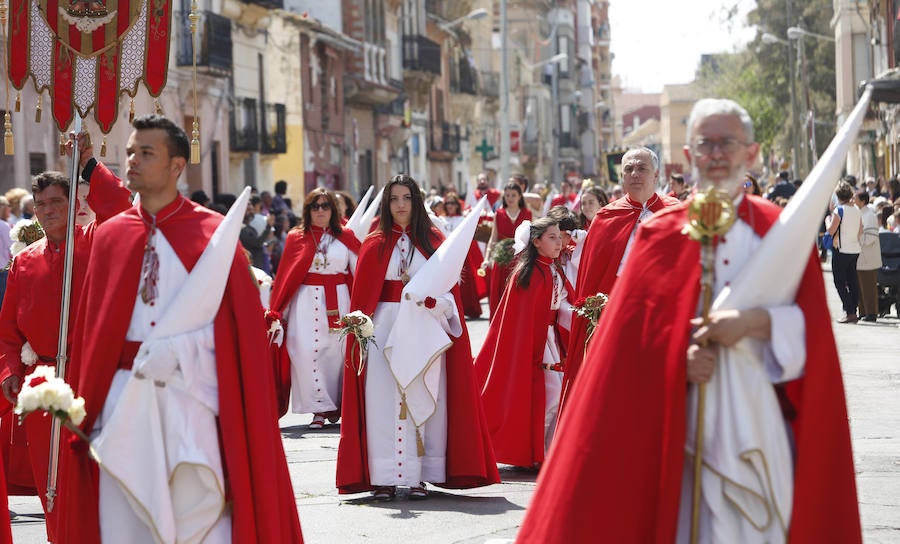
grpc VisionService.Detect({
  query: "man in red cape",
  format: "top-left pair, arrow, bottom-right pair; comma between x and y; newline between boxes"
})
560,148 -> 678,409
0,140 -> 131,541
266,222 -> 361,417
336,226 -> 499,494
519,100 -> 860,543
57,115 -> 302,543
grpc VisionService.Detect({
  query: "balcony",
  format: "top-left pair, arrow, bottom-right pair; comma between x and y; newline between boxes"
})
261,103 -> 286,154
429,121 -> 460,159
230,97 -> 259,152
242,0 -> 282,9
176,11 -> 232,76
403,35 -> 441,76
346,42 -> 402,106
450,56 -> 478,95
480,71 -> 499,97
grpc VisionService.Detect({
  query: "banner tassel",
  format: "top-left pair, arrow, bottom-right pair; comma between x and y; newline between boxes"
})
190,120 -> 201,164
129,98 -> 135,123
3,112 -> 13,156
155,100 -> 163,114
14,92 -> 20,113
35,95 -> 42,123
415,428 -> 425,457
99,135 -> 107,157
59,133 -> 66,157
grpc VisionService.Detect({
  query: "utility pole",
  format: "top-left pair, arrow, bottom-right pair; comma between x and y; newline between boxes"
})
787,0 -> 801,178
499,0 -> 510,187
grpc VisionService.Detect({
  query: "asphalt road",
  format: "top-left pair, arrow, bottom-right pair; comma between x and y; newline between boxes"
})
9,264 -> 900,543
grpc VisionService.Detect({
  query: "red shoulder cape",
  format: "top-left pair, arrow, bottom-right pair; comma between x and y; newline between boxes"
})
560,193 -> 678,410
58,197 -> 303,543
474,260 -> 554,466
336,228 -> 499,493
267,227 -> 361,415
518,196 -> 861,543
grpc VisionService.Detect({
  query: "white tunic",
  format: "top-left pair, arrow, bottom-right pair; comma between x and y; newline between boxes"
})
94,231 -> 231,544
676,216 -> 805,544
540,263 -> 567,452
365,233 -> 459,487
284,235 -> 357,414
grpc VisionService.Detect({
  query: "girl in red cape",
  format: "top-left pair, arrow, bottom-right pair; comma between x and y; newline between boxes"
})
484,183 -> 531,319
474,217 -> 571,468
336,174 -> 498,501
266,188 -> 361,423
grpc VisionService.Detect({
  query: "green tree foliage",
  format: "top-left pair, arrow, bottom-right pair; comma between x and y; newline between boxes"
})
694,0 -> 836,175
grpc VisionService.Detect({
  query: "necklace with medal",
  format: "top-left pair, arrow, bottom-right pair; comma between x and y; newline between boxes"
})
312,229 -> 332,270
398,237 -> 414,284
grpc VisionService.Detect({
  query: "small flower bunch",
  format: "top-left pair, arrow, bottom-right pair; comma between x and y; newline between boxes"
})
573,292 -> 610,344
491,238 -> 515,266
333,310 -> 376,375
14,366 -> 87,428
10,219 -> 45,257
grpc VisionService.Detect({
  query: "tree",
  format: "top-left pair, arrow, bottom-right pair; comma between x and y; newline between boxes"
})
694,0 -> 835,177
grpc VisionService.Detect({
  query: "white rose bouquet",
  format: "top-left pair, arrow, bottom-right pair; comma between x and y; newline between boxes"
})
14,365 -> 90,442
332,310 -> 376,376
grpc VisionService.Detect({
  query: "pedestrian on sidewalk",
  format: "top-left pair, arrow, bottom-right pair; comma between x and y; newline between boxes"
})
827,181 -> 863,323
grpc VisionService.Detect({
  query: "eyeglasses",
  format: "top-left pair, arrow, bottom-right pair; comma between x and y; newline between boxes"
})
693,138 -> 747,156
310,202 -> 331,211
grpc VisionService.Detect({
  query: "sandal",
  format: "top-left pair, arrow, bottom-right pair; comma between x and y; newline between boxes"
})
308,414 -> 326,430
409,483 -> 428,500
372,486 -> 396,501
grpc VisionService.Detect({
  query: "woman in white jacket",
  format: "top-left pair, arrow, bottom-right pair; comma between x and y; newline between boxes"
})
855,190 -> 883,321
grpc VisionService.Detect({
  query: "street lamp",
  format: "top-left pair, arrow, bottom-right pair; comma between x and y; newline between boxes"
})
521,52 -> 568,72
439,8 -> 489,31
761,31 -> 801,179
787,26 -> 834,171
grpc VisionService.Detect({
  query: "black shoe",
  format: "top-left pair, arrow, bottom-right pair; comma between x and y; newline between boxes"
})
861,314 -> 877,322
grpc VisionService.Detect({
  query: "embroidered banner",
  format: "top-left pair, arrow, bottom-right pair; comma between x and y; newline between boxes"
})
8,0 -> 172,132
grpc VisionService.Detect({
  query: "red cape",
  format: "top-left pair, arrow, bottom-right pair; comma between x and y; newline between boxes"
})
58,196 -> 303,543
560,193 -> 678,409
336,227 -> 499,493
488,207 -> 531,318
474,259 -> 555,466
519,196 -> 861,543
475,188 -> 501,209
267,227 -> 361,416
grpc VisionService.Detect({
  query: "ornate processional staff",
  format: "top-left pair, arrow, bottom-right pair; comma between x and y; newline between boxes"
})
682,187 -> 736,544
0,0 -> 210,511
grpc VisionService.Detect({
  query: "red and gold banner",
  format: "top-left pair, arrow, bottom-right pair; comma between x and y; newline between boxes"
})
8,0 -> 171,132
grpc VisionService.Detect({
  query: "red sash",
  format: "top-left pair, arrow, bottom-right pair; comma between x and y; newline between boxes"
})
303,273 -> 351,327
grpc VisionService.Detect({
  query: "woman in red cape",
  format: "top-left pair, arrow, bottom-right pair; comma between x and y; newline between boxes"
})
474,217 -> 571,468
484,183 -> 531,319
336,175 -> 498,500
267,188 -> 361,422
518,197 -> 861,543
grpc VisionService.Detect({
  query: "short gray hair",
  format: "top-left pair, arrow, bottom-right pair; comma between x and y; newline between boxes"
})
623,147 -> 660,172
686,98 -> 754,144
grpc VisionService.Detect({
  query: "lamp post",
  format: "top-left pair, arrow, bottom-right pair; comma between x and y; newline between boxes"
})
787,26 -> 834,171
761,31 -> 801,178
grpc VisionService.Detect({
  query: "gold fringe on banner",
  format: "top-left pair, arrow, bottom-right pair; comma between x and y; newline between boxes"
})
3,113 -> 13,156
188,0 -> 201,165
35,95 -> 42,123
